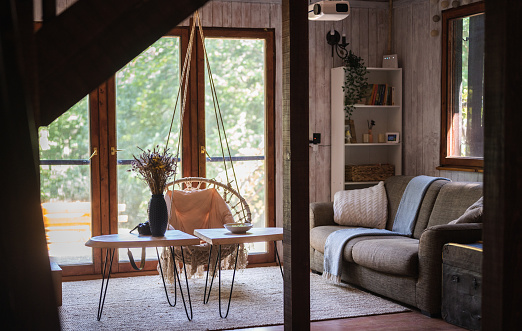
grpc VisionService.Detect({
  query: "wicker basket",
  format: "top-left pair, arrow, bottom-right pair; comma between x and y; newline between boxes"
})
345,164 -> 395,182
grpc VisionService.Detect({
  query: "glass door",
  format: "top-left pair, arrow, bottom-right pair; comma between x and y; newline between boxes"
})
114,30 -> 185,272
39,96 -> 96,275
39,27 -> 275,276
199,29 -> 275,262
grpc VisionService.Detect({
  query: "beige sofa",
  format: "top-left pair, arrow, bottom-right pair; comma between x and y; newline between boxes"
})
309,176 -> 483,316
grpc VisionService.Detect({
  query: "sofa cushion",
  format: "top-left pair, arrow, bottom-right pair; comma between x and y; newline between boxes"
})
384,176 -> 413,230
310,225 -> 353,257
310,225 -> 406,263
333,181 -> 387,228
384,176 -> 449,238
449,196 -> 483,224
351,238 -> 419,277
427,182 -> 483,228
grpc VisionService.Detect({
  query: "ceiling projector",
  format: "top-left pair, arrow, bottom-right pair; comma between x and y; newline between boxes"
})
308,1 -> 350,21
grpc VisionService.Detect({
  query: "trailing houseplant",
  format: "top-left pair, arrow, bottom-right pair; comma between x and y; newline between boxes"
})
342,50 -> 369,119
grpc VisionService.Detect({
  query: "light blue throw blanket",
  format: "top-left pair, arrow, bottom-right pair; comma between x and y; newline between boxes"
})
323,176 -> 449,283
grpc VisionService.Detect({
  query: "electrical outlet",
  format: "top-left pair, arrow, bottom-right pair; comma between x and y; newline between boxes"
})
313,133 -> 321,144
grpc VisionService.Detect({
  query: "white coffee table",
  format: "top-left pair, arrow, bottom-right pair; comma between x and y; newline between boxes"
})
193,227 -> 283,318
85,230 -> 201,321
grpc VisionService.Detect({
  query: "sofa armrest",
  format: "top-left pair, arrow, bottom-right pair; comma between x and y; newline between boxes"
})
310,202 -> 335,229
415,223 -> 483,314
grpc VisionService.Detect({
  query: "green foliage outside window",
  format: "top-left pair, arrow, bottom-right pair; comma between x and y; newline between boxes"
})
39,35 -> 268,233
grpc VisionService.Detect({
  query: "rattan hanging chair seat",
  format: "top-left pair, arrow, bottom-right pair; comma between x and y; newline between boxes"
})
158,177 -> 251,282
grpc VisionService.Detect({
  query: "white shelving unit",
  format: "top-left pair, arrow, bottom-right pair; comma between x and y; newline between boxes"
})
331,67 -> 403,199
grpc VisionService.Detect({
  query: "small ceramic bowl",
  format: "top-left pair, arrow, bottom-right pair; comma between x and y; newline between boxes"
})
224,222 -> 253,234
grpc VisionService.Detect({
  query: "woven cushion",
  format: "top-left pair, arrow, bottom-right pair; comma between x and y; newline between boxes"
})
449,196 -> 483,224
333,182 -> 387,229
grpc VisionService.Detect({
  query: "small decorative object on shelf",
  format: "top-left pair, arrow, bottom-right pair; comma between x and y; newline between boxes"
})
386,132 -> 400,144
367,120 -> 375,143
131,146 -> 177,236
345,118 -> 357,143
345,129 -> 352,144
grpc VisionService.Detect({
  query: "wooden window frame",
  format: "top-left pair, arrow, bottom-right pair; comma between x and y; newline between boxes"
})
194,27 -> 276,264
54,26 -> 276,278
440,1 -> 485,171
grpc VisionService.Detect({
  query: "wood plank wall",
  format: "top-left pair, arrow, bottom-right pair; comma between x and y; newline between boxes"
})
308,1 -> 390,203
394,0 -> 483,183
33,0 -> 483,208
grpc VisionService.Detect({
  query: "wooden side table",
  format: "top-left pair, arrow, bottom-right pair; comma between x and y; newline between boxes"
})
85,230 -> 200,321
193,227 -> 283,318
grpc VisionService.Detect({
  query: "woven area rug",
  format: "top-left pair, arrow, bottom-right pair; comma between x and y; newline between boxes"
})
59,266 -> 409,330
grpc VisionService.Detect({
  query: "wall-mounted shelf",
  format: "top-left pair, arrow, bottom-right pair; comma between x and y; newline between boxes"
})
331,67 -> 403,198
345,143 -> 402,147
353,104 -> 401,109
344,181 -> 379,185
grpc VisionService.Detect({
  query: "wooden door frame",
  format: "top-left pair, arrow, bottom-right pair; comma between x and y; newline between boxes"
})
194,27 -> 277,264
108,27 -> 189,273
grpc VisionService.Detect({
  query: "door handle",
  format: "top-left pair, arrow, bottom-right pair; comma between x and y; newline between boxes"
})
200,146 -> 212,160
88,147 -> 98,160
111,147 -> 123,156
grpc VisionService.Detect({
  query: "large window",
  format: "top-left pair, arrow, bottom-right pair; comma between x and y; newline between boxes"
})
39,27 -> 276,276
441,2 -> 485,170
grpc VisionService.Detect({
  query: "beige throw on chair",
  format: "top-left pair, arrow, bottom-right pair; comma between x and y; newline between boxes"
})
158,187 -> 248,282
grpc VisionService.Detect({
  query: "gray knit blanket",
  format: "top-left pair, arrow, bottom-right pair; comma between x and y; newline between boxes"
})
323,176 -> 449,284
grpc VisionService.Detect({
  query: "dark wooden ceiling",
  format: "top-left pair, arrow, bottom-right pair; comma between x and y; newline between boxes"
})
37,0 -> 209,126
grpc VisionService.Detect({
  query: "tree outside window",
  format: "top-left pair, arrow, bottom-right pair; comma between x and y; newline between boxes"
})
441,2 -> 485,170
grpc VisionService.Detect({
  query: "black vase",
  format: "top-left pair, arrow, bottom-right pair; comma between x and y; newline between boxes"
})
148,194 -> 168,237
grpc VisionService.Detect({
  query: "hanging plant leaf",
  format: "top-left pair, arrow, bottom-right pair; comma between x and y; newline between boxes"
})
342,50 -> 369,119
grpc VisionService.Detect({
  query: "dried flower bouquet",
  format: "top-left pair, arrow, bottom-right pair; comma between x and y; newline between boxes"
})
130,146 -> 177,195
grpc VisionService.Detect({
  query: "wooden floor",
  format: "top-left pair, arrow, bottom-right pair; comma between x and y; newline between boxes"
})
228,311 -> 465,331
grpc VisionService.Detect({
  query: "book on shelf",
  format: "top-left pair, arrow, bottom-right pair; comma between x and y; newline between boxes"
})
365,84 -> 395,106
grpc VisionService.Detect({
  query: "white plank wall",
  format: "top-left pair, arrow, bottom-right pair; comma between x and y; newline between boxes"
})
393,0 -> 483,183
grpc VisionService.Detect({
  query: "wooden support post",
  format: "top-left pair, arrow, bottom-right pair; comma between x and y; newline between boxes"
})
42,0 -> 56,22
0,0 -> 60,328
483,0 -> 522,330
282,0 -> 310,329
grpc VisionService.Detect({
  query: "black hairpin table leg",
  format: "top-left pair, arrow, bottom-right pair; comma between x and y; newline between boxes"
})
173,246 -> 193,321
274,241 -> 284,278
97,248 -> 115,321
156,246 -> 193,321
203,245 -> 220,304
218,244 -> 240,318
156,247 -> 177,307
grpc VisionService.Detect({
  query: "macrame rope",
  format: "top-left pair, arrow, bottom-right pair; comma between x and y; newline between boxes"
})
163,11 -> 249,224
194,13 -> 246,222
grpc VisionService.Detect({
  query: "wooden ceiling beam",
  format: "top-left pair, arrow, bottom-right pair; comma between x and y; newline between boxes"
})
36,0 -> 209,126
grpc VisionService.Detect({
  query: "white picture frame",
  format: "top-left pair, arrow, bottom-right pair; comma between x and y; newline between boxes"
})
386,132 -> 400,143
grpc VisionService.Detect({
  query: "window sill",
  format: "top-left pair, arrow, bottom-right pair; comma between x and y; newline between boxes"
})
436,165 -> 483,173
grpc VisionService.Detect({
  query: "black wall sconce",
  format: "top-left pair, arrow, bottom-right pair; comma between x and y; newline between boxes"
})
326,29 -> 349,60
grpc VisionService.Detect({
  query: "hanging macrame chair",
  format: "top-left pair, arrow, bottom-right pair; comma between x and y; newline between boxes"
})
158,11 -> 251,282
